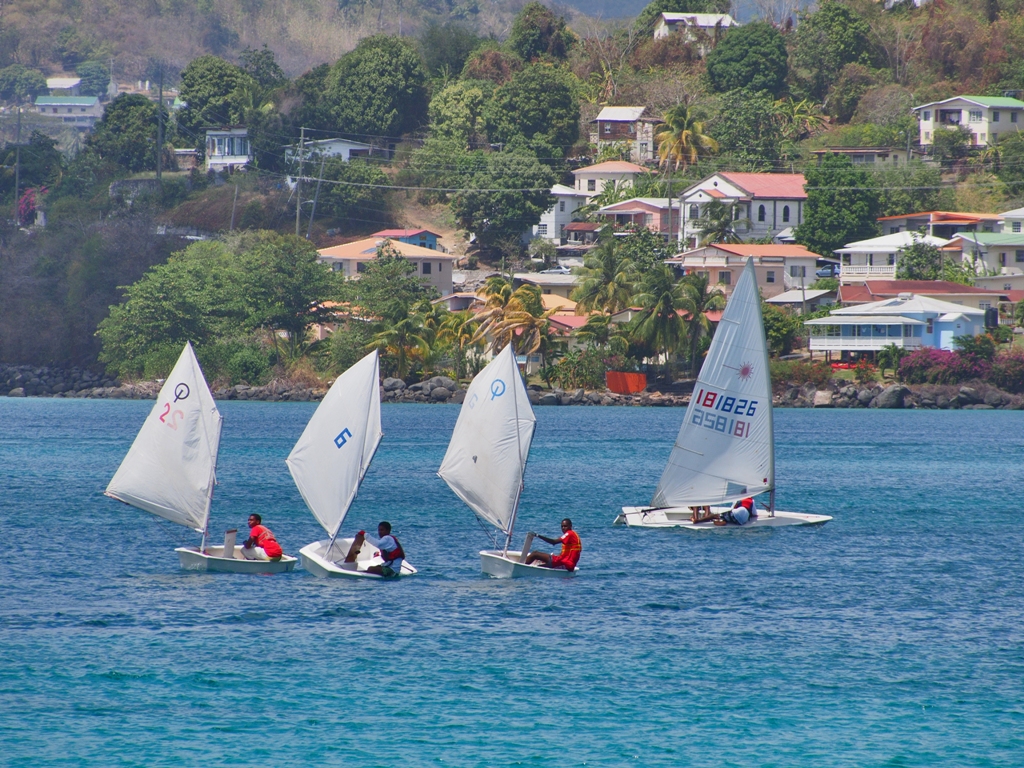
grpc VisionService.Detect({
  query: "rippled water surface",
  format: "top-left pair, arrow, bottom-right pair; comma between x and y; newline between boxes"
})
2,400 -> 1023,767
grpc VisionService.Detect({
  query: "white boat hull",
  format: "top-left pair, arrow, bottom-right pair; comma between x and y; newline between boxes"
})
299,538 -> 418,579
175,545 -> 298,573
479,549 -> 578,579
613,506 -> 832,528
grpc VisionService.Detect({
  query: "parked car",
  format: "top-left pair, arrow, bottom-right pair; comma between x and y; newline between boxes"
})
816,264 -> 839,278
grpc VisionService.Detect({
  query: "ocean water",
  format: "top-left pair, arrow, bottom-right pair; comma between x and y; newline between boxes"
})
1,399 -> 1023,767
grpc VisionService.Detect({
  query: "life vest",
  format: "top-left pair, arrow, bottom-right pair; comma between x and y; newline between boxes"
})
379,535 -> 404,564
558,530 -> 582,568
739,498 -> 755,514
251,525 -> 283,558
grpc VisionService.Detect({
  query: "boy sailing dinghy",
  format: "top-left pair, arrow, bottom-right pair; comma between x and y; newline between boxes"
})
439,344 -> 573,578
614,258 -> 831,529
291,350 -> 416,578
105,342 -> 297,572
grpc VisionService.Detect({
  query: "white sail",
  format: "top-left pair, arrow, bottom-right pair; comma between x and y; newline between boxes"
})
106,342 -> 222,532
286,349 -> 382,539
651,258 -> 774,508
438,344 -> 536,534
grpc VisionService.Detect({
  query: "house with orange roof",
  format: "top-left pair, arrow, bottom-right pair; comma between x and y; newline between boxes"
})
680,172 -> 807,247
877,210 -> 1003,238
666,243 -> 819,298
317,237 -> 459,296
572,160 -> 649,199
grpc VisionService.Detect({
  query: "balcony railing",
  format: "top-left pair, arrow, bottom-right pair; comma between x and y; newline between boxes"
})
839,264 -> 896,282
809,337 -> 922,351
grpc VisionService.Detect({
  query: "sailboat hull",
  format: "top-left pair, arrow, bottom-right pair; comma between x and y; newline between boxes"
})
480,549 -> 578,579
613,506 -> 832,528
299,539 -> 418,579
175,546 -> 298,573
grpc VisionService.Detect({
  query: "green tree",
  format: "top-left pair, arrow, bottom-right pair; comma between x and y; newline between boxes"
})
75,61 -> 109,98
571,237 -> 635,314
695,200 -> 746,245
706,22 -> 788,96
418,22 -> 483,80
87,94 -> 162,172
877,343 -> 906,378
484,64 -> 580,155
240,45 -> 287,89
315,157 -> 391,229
473,278 -> 551,355
997,133 -> 1024,197
290,63 -> 334,132
178,55 -> 253,134
369,303 -> 431,379
408,138 -> 485,204
438,309 -> 482,381
796,154 -> 880,257
450,146 -> 555,251
341,246 -> 436,318
462,45 -> 522,84
713,89 -> 783,169
761,302 -> 802,356
0,64 -> 46,102
428,80 -> 492,145
618,226 -> 674,274
791,1 -> 874,102
875,161 -> 946,217
507,2 -> 576,62
629,266 -> 691,375
326,35 -> 429,140
894,238 -> 943,280
0,131 -> 63,200
655,103 -> 718,239
678,272 -> 725,376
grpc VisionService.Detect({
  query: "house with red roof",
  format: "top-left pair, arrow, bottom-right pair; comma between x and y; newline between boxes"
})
836,280 -> 1005,313
666,243 -> 819,298
680,172 -> 807,248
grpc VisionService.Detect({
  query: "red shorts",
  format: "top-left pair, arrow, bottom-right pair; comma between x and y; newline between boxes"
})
549,555 -> 575,571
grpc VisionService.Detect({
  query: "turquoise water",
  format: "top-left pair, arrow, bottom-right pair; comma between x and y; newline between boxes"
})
2,399 -> 1023,767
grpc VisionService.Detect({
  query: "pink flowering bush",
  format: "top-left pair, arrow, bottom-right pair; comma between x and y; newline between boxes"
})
990,348 -> 1024,393
898,347 -> 991,384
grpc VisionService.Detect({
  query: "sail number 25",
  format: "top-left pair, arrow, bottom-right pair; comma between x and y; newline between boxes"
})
159,402 -> 184,430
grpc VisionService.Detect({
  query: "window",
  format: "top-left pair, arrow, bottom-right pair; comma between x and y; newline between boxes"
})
719,271 -> 731,285
538,224 -> 548,236
993,134 -> 998,143
888,254 -> 895,266
923,110 -> 931,121
559,201 -> 565,212
969,110 -> 983,122
758,205 -> 766,222
789,265 -> 806,278
993,111 -> 1001,122
604,123 -> 611,134
629,123 -> 635,133
890,226 -> 900,234
643,213 -> 653,226
438,262 -> 443,271
639,143 -> 648,156
980,302 -> 991,311
422,262 -> 431,274
1001,252 -> 1007,266
1016,250 -> 1024,263
926,318 -> 934,333
782,205 -> 790,223
904,325 -> 913,337
980,134 -> 986,142
1014,222 -> 1022,233
689,204 -> 699,219
766,271 -> 775,283
925,132 -> 931,140
1013,112 -> 1019,124
1005,283 -> 1013,291
587,179 -> 596,191
888,325 -> 901,337
356,262 -> 366,273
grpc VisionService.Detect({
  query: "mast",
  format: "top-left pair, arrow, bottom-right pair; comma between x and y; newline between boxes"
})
503,346 -> 526,554
756,259 -> 776,516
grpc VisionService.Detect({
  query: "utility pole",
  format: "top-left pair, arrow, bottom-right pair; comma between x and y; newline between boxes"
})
156,67 -> 163,184
13,105 -> 21,226
295,126 -> 305,237
230,184 -> 239,231
306,154 -> 326,239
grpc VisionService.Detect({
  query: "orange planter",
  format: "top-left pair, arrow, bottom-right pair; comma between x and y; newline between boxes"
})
606,371 -> 647,395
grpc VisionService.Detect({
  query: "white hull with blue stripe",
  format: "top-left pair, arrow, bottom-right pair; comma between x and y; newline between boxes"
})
614,506 -> 832,528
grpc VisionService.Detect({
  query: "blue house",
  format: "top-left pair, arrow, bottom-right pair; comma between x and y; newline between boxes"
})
804,292 -> 986,360
371,229 -> 442,251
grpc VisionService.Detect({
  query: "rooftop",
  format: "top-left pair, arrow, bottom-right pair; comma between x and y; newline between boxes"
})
765,289 -> 836,304
951,232 -> 1024,246
837,232 -> 951,254
564,222 -> 602,231
371,228 -> 441,239
832,293 -> 985,316
46,77 -> 81,89
551,183 -> 585,197
318,237 -> 458,261
593,106 -> 646,122
838,281 -> 1004,304
599,197 -> 681,213
703,172 -> 807,200
878,210 -> 1003,222
660,12 -> 738,26
671,243 -> 818,260
573,161 -> 648,175
34,96 -> 98,106
914,95 -> 1024,110
513,272 -> 578,286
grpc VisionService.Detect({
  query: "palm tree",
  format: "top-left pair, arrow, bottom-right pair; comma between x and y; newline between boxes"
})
629,266 -> 691,378
437,309 -> 481,381
575,313 -> 629,356
774,98 -> 826,142
654,104 -> 719,243
473,278 -> 553,355
368,304 -> 430,380
695,200 -> 748,245
570,237 -> 634,314
677,272 -> 726,377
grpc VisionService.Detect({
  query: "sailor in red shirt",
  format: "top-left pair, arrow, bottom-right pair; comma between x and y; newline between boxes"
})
241,514 -> 284,560
524,518 -> 581,571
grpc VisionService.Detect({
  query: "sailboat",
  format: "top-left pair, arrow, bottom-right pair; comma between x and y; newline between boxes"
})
106,342 -> 297,572
615,258 -> 832,529
439,344 -> 571,578
291,350 -> 417,578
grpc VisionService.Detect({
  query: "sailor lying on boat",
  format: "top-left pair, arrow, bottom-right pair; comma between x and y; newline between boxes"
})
242,514 -> 285,560
689,498 -> 756,526
346,522 -> 405,577
524,518 -> 582,571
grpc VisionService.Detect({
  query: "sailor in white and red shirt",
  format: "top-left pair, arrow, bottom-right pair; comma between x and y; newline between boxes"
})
346,521 -> 405,577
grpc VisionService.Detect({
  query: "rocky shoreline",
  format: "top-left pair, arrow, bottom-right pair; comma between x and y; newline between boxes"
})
3,363 -> 1021,410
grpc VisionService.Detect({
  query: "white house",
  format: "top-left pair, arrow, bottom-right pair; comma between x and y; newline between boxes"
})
285,137 -> 374,164
913,96 -> 1024,147
317,237 -> 459,296
680,172 -> 807,247
948,232 -> 1024,278
652,12 -> 739,42
532,184 -> 588,244
205,128 -> 250,172
666,243 -> 819,299
836,232 -> 952,283
1000,205 -> 1024,234
877,210 -> 1002,237
589,106 -> 658,163
805,293 -> 986,358
572,160 -> 648,199
512,272 -> 578,300
34,96 -> 103,127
